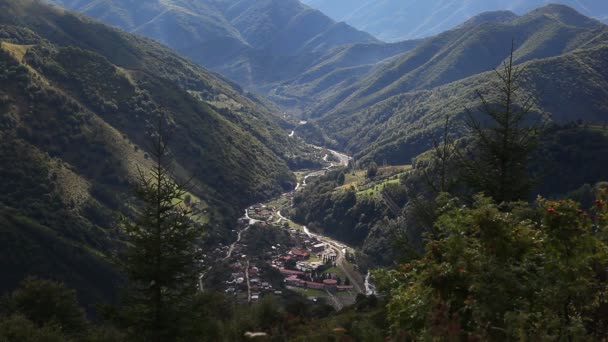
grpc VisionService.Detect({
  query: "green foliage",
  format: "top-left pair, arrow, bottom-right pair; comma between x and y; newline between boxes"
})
533,124 -> 608,197
1,277 -> 88,337
292,171 -> 389,246
0,314 -> 68,342
460,46 -> 538,203
366,161 -> 379,178
118,123 -> 204,341
377,192 -> 608,340
0,279 -> 126,342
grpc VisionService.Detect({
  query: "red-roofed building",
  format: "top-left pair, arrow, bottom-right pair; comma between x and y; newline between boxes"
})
305,281 -> 325,290
323,278 -> 338,291
290,248 -> 310,260
279,268 -> 305,276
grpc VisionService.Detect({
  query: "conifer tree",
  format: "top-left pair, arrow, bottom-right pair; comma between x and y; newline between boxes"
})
461,41 -> 539,203
120,115 -> 204,341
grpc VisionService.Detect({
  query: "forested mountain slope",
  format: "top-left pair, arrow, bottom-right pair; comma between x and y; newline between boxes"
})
302,0 -> 608,41
0,0 -> 303,307
323,42 -> 608,165
307,4 -> 608,119
47,0 -> 380,91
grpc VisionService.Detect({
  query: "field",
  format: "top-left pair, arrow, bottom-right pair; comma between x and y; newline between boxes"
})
337,165 -> 411,199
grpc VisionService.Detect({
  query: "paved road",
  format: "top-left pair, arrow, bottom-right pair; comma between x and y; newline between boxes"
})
245,260 -> 251,303
301,227 -> 365,294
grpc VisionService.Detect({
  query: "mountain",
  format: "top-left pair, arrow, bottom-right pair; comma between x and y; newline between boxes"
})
0,0 -> 311,308
308,5 -> 608,164
308,5 -> 608,119
301,0 -> 608,41
46,0 -> 379,91
268,39 -> 422,109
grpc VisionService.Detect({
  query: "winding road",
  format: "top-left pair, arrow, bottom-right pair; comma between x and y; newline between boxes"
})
210,142 -> 367,304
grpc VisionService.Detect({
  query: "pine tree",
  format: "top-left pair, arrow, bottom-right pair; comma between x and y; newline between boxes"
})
461,41 -> 539,203
120,115 -> 204,341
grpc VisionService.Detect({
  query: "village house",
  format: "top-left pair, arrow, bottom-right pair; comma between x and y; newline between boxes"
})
279,268 -> 305,277
311,243 -> 326,253
296,261 -> 324,272
290,247 -> 310,260
284,275 -> 352,292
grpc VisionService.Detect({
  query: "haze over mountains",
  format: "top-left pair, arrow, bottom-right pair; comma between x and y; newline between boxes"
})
24,0 -> 608,210
301,0 -> 608,41
34,0 -> 608,198
270,4 -> 607,164
47,0 -> 381,93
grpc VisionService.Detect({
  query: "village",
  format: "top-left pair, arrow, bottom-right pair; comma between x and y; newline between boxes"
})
198,148 -> 365,309
208,201 -> 360,309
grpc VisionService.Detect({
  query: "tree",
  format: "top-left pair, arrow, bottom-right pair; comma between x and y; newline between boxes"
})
366,162 -> 378,179
376,193 -> 608,340
461,41 -> 539,203
119,115 -> 204,341
337,172 -> 345,185
0,314 -> 67,342
1,277 -> 88,337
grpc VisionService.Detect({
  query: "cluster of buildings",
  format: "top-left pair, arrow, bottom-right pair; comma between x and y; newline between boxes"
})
247,204 -> 276,222
272,237 -> 353,293
208,205 -> 354,304
284,274 -> 353,292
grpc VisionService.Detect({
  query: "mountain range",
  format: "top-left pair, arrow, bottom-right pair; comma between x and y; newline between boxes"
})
46,0 -> 382,94
301,0 -> 608,41
301,4 -> 608,164
3,0 -> 608,311
0,0 -> 315,306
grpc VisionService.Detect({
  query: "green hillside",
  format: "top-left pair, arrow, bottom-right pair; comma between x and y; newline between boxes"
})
307,5 -> 608,120
319,42 -> 608,165
0,0 -> 312,306
48,0 -> 379,91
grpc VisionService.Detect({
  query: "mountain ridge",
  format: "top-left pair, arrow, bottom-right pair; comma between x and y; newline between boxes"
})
305,4 -> 608,120
301,0 -> 608,41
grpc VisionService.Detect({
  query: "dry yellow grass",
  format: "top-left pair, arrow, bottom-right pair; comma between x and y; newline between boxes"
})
48,160 -> 91,207
1,42 -> 32,62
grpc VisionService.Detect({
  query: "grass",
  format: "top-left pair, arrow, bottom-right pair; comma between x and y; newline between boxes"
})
1,42 -> 32,62
324,266 -> 346,279
586,125 -> 608,136
289,287 -> 327,297
334,165 -> 411,199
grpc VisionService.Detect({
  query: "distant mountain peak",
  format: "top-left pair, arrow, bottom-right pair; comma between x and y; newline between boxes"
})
457,10 -> 519,29
526,3 -> 602,28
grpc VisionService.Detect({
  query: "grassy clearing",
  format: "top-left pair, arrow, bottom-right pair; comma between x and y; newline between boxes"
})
1,42 -> 32,62
324,266 -> 346,279
338,165 -> 411,193
289,287 -> 327,297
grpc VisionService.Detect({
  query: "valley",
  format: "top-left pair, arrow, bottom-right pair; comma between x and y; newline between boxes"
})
1,0 -> 608,340
203,142 -> 370,310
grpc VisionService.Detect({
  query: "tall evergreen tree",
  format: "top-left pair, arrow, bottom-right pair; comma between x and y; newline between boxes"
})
461,42 -> 539,203
120,115 -> 204,341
